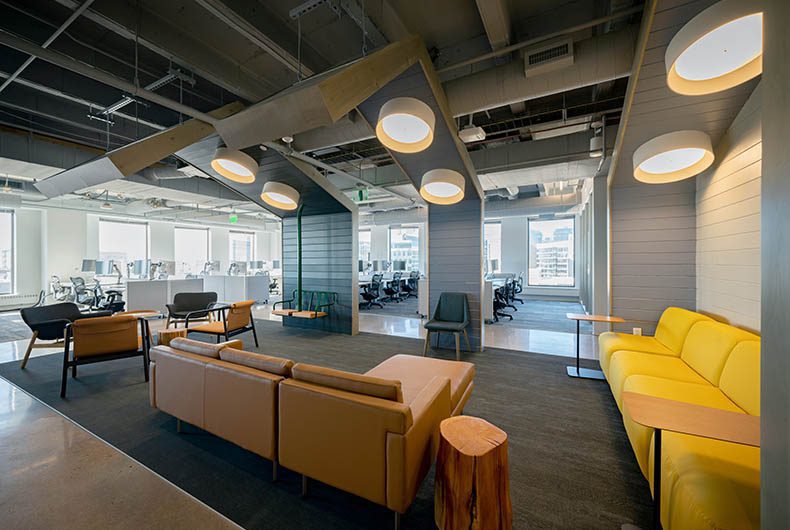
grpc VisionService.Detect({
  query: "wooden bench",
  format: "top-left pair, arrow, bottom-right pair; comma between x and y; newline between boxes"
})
272,290 -> 337,319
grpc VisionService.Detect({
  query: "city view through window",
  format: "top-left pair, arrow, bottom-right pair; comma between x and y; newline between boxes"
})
528,218 -> 575,287
389,226 -> 419,271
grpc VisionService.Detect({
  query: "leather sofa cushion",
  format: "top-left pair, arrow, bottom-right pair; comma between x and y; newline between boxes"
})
219,347 -> 294,376
718,341 -> 761,415
598,332 -> 675,377
622,375 -> 743,477
366,354 -> 474,412
608,351 -> 709,410
169,337 -> 241,358
680,321 -> 759,386
292,363 -> 404,402
653,307 -> 713,354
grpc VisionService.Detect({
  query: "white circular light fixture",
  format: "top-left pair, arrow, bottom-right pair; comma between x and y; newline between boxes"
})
589,135 -> 603,158
375,97 -> 435,153
260,181 -> 300,210
633,130 -> 714,184
211,147 -> 259,183
666,0 -> 763,95
420,169 -> 465,205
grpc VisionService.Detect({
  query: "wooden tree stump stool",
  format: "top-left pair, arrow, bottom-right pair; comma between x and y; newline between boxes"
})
435,415 -> 512,530
157,328 -> 187,347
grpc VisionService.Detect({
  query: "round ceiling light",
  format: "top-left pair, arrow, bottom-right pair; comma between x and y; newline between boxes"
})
633,130 -> 714,184
420,169 -> 465,205
375,97 -> 435,153
260,181 -> 300,210
666,0 -> 763,95
211,147 -> 258,183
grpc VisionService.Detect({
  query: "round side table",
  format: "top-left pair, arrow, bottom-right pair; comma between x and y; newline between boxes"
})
434,415 -> 512,530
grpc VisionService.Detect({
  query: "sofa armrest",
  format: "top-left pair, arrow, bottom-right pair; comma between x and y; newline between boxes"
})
218,339 -> 244,350
386,376 -> 452,513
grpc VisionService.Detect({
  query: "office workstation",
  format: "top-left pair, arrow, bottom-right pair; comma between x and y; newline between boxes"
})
0,1 -> 783,529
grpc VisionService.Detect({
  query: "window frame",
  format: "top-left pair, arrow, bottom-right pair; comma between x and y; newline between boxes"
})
388,225 -> 420,272
0,209 -> 15,295
98,218 -> 149,273
228,230 -> 256,264
174,226 -> 210,277
484,220 -> 502,274
527,217 -> 576,288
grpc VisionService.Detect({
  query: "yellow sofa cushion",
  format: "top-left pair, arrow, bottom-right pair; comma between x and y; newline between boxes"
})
622,375 -> 743,477
680,322 -> 760,386
653,307 -> 713,354
655,432 -> 760,530
598,332 -> 675,377
718,341 -> 761,416
608,351 -> 709,410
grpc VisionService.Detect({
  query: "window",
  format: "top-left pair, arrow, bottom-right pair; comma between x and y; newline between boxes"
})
389,226 -> 419,271
98,219 -> 148,274
229,231 -> 255,263
175,227 -> 209,277
359,229 -> 371,263
484,222 -> 501,274
0,211 -> 13,294
528,218 -> 575,287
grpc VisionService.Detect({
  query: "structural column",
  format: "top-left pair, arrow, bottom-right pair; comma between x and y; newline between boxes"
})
428,197 -> 484,352
591,174 -> 610,334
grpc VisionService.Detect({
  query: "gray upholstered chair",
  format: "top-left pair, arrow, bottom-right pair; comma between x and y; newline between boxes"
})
423,292 -> 472,360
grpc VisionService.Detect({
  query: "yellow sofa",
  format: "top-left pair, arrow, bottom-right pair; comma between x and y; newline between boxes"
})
599,307 -> 760,530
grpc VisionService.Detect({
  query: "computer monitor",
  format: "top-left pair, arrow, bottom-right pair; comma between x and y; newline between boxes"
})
490,259 -> 499,272
81,259 -> 96,273
233,261 -> 248,275
94,260 -> 111,275
248,260 -> 264,270
372,260 -> 379,272
132,259 -> 149,277
161,261 -> 176,276
394,260 -> 406,271
358,260 -> 364,272
272,260 -> 281,269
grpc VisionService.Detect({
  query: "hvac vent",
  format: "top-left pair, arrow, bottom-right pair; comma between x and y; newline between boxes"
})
524,37 -> 574,77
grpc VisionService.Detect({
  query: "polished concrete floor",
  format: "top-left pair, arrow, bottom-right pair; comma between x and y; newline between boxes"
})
0,376 -> 240,529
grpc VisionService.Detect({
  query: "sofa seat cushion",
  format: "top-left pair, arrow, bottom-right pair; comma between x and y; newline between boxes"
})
656,432 -> 760,530
424,319 -> 467,332
622,375 -> 743,477
366,354 -> 474,413
598,332 -> 675,377
189,321 -> 228,335
608,351 -> 709,410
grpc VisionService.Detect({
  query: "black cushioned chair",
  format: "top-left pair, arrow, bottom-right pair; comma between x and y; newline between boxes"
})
423,292 -> 472,361
19,302 -> 111,369
360,274 -> 384,309
401,271 -> 419,299
165,292 -> 218,328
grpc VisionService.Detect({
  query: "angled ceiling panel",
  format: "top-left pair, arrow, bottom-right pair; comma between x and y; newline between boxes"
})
33,156 -> 123,197
176,135 -> 353,218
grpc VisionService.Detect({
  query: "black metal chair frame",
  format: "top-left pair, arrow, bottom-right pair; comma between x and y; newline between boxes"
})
185,304 -> 259,347
61,318 -> 150,398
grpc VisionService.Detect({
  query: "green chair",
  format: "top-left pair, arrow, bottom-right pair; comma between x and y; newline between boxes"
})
423,292 -> 472,360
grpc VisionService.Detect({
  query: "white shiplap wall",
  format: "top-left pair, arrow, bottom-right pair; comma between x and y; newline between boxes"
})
696,85 -> 762,332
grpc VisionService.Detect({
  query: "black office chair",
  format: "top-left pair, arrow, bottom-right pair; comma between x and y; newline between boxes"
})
92,282 -> 126,313
493,287 -> 513,322
503,279 -> 518,311
361,274 -> 384,309
19,302 -> 111,369
423,292 -> 472,360
69,277 -> 95,307
381,272 -> 403,303
165,291 -> 219,328
512,274 -> 524,304
401,271 -> 419,299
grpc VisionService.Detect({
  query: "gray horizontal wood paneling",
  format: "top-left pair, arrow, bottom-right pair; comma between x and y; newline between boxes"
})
428,198 -> 484,351
282,211 -> 356,334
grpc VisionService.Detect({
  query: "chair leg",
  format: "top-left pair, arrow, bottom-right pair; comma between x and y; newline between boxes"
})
71,364 -> 77,378
216,335 -> 221,344
20,332 -> 37,369
463,329 -> 472,352
251,321 -> 259,348
60,360 -> 69,398
177,418 -> 182,433
394,511 -> 401,530
423,331 -> 430,356
272,460 -> 278,482
455,332 -> 460,361
165,316 -> 171,329
142,352 -> 149,382
301,475 -> 309,498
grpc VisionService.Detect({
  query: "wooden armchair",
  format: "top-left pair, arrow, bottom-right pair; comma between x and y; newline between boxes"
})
186,300 -> 259,347
61,314 -> 149,398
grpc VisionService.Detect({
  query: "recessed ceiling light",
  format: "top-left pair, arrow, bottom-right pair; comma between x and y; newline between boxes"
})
420,169 -> 465,205
260,181 -> 300,210
666,0 -> 763,95
376,97 -> 435,153
633,130 -> 714,184
211,147 -> 258,183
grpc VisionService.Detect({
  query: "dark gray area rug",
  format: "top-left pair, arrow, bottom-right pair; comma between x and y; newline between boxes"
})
491,299 -> 594,334
0,311 -> 32,343
0,320 -> 651,529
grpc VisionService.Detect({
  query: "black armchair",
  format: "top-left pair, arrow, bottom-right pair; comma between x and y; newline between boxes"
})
165,291 -> 218,328
360,274 -> 384,309
381,272 -> 404,303
19,302 -> 111,369
423,292 -> 472,360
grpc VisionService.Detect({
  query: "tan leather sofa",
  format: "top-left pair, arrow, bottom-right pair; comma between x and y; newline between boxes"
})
279,354 -> 475,528
149,341 -> 475,528
149,337 -> 294,480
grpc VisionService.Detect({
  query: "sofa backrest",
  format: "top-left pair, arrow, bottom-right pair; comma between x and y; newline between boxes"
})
719,341 -> 761,415
168,337 -> 241,358
291,363 -> 404,402
680,321 -> 760,386
220,347 -> 294,376
654,307 -> 713,353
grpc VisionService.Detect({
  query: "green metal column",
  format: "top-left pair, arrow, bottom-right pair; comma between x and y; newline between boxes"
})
296,203 -> 304,311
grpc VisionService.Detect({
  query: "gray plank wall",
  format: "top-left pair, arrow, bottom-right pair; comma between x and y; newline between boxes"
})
282,212 -> 356,334
428,198 -> 484,351
696,85 -> 762,332
610,179 -> 697,334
